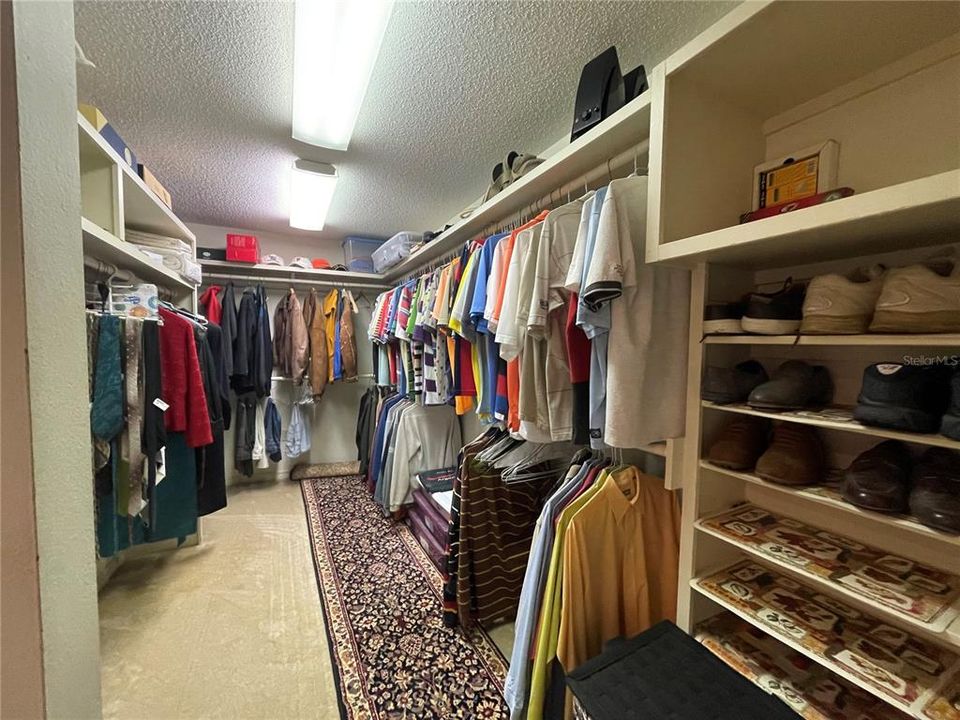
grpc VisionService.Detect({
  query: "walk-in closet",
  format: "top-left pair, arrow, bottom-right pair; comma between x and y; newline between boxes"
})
3,1 -> 960,719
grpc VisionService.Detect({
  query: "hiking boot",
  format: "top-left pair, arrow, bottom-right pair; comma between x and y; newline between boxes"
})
843,440 -> 913,513
854,362 -> 952,433
869,260 -> 960,333
801,266 -> 885,334
909,448 -> 960,534
707,417 -> 771,471
755,424 -> 825,486
702,360 -> 769,405
741,279 -> 806,335
747,360 -> 833,411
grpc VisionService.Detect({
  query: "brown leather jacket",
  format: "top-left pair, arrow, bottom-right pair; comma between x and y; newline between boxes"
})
302,289 -> 328,397
340,290 -> 358,381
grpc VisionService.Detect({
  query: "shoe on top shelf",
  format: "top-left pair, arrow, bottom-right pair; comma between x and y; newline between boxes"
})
842,440 -> 913,514
702,360 -> 768,405
703,301 -> 746,335
853,362 -> 953,434
706,417 -> 771,471
869,258 -> 960,334
800,265 -> 885,335
740,279 -> 806,335
943,369 -> 960,441
747,360 -> 833,412
755,424 -> 825,486
909,448 -> 960,534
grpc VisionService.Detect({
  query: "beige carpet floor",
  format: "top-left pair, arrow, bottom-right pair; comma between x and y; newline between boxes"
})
98,481 -> 514,719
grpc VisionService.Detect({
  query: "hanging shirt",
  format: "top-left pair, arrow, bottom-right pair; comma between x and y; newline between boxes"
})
582,177 -> 691,447
556,468 -> 681,711
387,403 -> 462,511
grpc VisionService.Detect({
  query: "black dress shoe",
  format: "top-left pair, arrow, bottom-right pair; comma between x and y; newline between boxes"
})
842,440 -> 913,513
702,360 -> 768,405
853,363 -> 952,434
909,448 -> 960,534
747,360 -> 833,411
942,369 -> 960,440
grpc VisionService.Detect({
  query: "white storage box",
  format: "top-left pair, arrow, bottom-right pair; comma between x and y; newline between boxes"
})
372,232 -> 421,273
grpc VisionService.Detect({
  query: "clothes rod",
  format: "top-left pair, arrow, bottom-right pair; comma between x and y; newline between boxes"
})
201,273 -> 389,292
270,374 -> 375,381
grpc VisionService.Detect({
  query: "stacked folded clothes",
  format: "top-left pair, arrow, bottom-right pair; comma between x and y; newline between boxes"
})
126,229 -> 201,284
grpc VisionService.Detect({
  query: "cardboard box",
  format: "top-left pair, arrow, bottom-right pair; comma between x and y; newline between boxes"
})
226,234 -> 259,264
78,103 -> 138,171
752,140 -> 839,210
137,164 -> 172,208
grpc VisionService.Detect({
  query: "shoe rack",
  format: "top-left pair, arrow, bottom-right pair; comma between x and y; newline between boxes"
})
643,3 -> 960,717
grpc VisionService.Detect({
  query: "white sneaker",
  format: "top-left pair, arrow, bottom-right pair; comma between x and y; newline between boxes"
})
800,265 -> 885,334
869,260 -> 960,333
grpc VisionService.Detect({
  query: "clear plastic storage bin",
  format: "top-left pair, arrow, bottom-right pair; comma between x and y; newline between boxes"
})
341,236 -> 385,273
372,232 -> 421,273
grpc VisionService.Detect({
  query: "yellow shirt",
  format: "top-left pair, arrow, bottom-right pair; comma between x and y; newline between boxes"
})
322,289 -> 339,382
526,470 -> 607,720
556,467 -> 681,716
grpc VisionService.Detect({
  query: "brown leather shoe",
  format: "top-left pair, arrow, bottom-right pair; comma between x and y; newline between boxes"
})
707,417 -> 771,471
755,424 -> 825,486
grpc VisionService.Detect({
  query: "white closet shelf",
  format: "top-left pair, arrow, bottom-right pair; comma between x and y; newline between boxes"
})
199,260 -> 391,289
690,566 -> 960,720
695,504 -> 960,637
82,217 -> 195,291
78,112 -> 196,244
699,461 -> 960,547
703,334 -> 960,347
655,171 -> 960,269
383,90 -> 653,281
702,401 -> 960,451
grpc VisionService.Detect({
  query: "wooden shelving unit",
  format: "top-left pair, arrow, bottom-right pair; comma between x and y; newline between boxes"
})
654,4 -> 960,715
703,334 -> 960,347
700,461 -> 960,546
702,402 -> 960,451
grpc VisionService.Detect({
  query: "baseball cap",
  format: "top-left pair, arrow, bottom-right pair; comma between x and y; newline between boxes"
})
289,256 -> 312,269
261,253 -> 285,266
312,258 -> 331,269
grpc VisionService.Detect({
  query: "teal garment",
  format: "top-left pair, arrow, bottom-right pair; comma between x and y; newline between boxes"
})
149,432 -> 198,544
91,315 -> 125,441
95,441 -> 146,558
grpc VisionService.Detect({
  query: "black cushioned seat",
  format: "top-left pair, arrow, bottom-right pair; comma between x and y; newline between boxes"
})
565,620 -> 800,720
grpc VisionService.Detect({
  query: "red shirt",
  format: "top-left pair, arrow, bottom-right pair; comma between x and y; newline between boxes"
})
158,307 -> 213,447
199,286 -> 223,325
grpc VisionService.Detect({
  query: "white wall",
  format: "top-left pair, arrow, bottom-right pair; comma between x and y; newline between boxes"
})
11,0 -> 103,716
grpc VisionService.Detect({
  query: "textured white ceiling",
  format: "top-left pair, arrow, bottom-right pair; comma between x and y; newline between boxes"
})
74,0 -> 734,245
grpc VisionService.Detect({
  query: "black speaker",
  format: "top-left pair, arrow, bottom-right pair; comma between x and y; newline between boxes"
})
571,46 -> 624,142
624,65 -> 648,101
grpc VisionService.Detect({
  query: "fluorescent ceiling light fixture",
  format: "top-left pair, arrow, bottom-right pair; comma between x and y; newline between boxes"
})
289,159 -> 338,231
292,0 -> 395,150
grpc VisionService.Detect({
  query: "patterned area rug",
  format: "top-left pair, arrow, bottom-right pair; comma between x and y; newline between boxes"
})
301,475 -> 510,719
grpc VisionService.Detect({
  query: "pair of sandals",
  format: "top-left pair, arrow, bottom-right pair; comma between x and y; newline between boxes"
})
439,151 -> 545,232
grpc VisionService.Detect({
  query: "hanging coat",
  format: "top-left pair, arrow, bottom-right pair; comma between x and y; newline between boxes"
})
302,289 -> 329,398
231,287 -> 259,392
220,283 -> 238,378
199,285 -> 223,324
254,285 -> 273,398
340,290 -> 358,381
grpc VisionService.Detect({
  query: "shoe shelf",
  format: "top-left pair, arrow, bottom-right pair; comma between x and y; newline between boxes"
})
703,335 -> 960,348
694,503 -> 960,637
699,461 -> 960,547
691,559 -> 960,719
695,612 -> 913,720
702,402 -> 960,452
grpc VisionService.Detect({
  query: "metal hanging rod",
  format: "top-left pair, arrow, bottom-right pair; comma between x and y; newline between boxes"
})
201,272 -> 390,292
